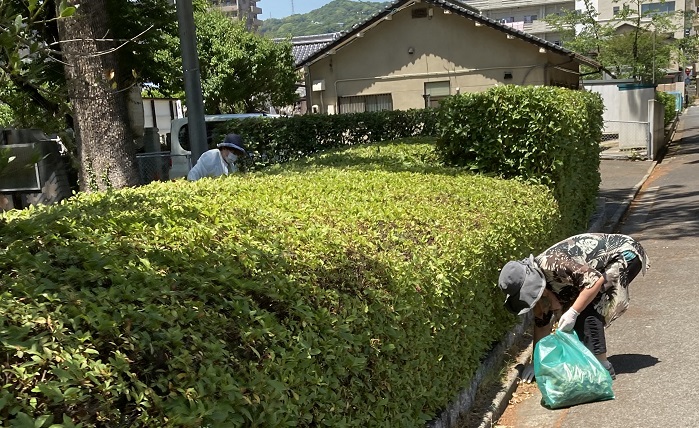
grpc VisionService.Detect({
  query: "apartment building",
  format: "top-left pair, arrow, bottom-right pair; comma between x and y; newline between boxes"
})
170,0 -> 261,31
461,0 -> 572,44
208,0 -> 263,31
585,0 -> 696,40
461,0 -> 696,46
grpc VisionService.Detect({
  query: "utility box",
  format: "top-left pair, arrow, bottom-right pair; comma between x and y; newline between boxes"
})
0,129 -> 72,211
0,143 -> 43,192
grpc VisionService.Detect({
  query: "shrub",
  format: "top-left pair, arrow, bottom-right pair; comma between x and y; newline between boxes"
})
0,140 -> 560,427
655,90 -> 677,128
211,109 -> 438,171
434,85 -> 603,237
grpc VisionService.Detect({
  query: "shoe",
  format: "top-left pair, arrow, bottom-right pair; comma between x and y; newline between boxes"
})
601,360 -> 616,380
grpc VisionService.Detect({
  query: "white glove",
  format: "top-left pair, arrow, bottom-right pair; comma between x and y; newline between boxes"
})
520,363 -> 535,383
557,308 -> 579,332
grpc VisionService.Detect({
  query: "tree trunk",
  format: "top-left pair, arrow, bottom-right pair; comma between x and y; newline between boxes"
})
56,0 -> 140,191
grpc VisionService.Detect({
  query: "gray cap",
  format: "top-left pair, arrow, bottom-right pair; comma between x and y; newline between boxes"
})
498,255 -> 546,315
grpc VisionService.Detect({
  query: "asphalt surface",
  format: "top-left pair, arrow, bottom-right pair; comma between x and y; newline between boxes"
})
497,105 -> 699,427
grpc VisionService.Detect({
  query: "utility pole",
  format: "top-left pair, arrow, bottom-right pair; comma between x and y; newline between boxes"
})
175,0 -> 207,166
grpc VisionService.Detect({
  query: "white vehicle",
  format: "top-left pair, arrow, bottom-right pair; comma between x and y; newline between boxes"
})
168,113 -> 280,179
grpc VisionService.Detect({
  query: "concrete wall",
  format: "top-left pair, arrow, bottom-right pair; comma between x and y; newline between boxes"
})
584,81 -> 625,122
649,99 -> 666,160
307,3 -> 581,113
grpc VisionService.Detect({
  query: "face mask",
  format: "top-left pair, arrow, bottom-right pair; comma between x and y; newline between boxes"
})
226,153 -> 238,164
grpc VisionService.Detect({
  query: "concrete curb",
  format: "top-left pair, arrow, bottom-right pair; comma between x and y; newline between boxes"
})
475,336 -> 533,428
427,314 -> 532,428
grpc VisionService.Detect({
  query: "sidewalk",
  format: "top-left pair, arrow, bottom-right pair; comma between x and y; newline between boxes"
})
464,106 -> 699,428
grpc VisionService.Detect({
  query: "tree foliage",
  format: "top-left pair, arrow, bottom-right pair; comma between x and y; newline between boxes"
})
0,0 -> 177,129
0,0 -> 68,131
259,0 -> 390,38
105,0 -> 178,90
165,9 -> 299,113
545,0 -> 685,82
0,0 -> 178,190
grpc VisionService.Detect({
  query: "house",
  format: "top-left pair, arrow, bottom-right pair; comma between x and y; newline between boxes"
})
288,33 -> 344,67
299,0 -> 608,114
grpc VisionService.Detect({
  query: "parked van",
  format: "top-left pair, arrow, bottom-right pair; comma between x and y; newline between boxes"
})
168,113 -> 279,179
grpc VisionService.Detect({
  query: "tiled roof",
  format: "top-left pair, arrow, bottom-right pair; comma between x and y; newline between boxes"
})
275,33 -> 344,67
300,0 -> 607,73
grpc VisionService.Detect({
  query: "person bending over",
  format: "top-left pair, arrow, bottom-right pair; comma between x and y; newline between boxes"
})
498,233 -> 649,381
187,133 -> 247,181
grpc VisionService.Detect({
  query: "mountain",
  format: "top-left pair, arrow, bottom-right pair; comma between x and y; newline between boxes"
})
259,0 -> 392,38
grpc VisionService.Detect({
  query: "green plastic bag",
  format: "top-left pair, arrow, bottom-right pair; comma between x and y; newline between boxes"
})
533,329 -> 615,409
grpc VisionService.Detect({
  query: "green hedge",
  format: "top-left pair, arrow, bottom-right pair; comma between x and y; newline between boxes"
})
655,90 -> 677,128
209,109 -> 438,171
0,141 -> 561,427
434,85 -> 603,237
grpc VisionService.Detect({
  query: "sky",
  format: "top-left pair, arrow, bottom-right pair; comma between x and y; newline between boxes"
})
257,0 -> 384,20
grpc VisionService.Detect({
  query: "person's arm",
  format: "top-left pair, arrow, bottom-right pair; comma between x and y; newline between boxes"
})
187,150 -> 215,181
187,163 -> 203,181
558,263 -> 606,331
570,275 -> 605,313
533,321 -> 551,347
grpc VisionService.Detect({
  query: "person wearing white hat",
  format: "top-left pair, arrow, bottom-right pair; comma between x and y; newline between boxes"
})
498,233 -> 650,383
187,133 -> 247,181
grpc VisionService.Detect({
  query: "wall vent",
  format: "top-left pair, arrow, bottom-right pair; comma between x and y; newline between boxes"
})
412,8 -> 428,18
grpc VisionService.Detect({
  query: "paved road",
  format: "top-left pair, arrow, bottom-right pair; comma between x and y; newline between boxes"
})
504,105 -> 699,427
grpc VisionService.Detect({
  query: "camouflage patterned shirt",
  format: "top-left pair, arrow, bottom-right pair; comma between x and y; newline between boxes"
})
534,233 -> 649,308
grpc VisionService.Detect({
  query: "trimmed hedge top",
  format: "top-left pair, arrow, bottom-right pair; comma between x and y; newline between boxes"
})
435,85 -> 603,236
1,140 -> 561,427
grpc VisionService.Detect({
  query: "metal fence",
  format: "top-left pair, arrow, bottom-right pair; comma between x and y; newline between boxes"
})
136,152 -> 190,184
602,120 -> 649,150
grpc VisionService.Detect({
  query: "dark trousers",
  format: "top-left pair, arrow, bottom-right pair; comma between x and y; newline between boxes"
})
573,256 -> 642,355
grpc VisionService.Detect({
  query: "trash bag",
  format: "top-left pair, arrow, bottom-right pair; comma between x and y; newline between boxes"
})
533,329 -> 615,409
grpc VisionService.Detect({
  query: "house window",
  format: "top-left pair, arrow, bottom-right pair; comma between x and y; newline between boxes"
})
499,16 -> 515,23
613,6 -> 620,15
641,1 -> 675,14
423,81 -> 450,108
338,94 -> 393,114
523,14 -> 537,23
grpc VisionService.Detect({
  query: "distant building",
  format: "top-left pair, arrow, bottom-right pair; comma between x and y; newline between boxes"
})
208,0 -> 262,31
460,0 -> 568,44
170,0 -> 263,31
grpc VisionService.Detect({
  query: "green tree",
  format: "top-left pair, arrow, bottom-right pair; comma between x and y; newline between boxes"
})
56,0 -> 141,191
0,0 -> 69,131
190,9 -> 298,113
0,0 -> 178,190
546,0 -> 680,83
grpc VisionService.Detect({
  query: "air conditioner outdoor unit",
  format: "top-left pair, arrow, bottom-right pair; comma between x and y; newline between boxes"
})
312,80 -> 326,91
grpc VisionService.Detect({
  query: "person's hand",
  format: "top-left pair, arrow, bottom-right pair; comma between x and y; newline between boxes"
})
520,363 -> 535,383
557,308 -> 579,332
